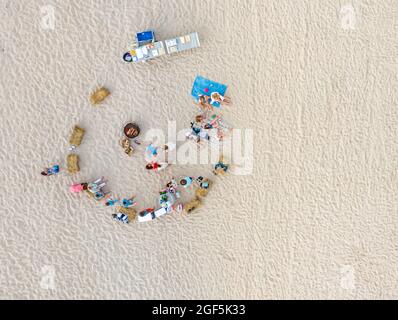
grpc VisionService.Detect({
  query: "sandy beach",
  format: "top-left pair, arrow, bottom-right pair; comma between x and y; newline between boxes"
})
0,0 -> 397,299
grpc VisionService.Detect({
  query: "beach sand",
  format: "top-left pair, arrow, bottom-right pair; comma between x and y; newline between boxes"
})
0,0 -> 397,299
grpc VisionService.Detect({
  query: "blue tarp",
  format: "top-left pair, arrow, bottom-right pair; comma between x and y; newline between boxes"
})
191,75 -> 228,108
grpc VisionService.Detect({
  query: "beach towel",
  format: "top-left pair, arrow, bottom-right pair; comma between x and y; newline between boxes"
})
191,75 -> 228,108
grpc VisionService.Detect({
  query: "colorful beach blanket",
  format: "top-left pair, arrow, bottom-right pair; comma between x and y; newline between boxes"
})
191,75 -> 228,108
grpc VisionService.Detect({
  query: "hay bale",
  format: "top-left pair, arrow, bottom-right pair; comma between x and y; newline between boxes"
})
213,167 -> 227,176
184,197 -> 202,214
69,126 -> 85,147
67,153 -> 80,174
90,87 -> 110,105
195,187 -> 209,198
118,206 -> 137,222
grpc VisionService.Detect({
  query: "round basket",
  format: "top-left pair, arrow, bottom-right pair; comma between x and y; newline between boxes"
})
123,122 -> 140,139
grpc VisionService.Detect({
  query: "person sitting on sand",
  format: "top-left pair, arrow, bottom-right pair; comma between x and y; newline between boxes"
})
69,182 -> 88,193
87,177 -> 106,194
145,143 -> 171,162
195,114 -> 205,123
93,190 -> 107,201
210,92 -> 232,106
190,122 -> 210,142
198,94 -> 213,111
196,176 -> 210,189
213,158 -> 229,175
138,208 -> 156,220
166,179 -> 180,198
146,144 -> 158,157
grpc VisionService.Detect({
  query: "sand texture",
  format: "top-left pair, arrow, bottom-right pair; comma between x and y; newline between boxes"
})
0,0 -> 397,299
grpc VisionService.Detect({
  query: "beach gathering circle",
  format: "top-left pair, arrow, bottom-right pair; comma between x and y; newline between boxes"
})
44,32 -> 233,225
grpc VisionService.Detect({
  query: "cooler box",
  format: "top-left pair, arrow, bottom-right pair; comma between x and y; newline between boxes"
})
136,30 -> 155,46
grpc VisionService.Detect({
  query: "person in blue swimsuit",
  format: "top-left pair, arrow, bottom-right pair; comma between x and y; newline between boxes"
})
214,158 -> 229,175
104,197 -> 119,207
146,144 -> 158,156
41,164 -> 60,176
196,176 -> 210,189
121,196 -> 137,208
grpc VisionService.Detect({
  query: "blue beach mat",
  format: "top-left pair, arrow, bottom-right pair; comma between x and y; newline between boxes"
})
191,75 -> 228,108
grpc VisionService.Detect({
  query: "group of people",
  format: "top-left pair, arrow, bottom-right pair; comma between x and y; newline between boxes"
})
69,178 -> 137,208
144,143 -> 173,172
198,92 -> 232,111
41,155 -> 229,225
68,177 -> 139,224
69,177 -> 108,201
120,122 -> 173,172
187,90 -> 232,144
137,175 -> 213,222
41,78 -> 233,225
187,112 -> 232,144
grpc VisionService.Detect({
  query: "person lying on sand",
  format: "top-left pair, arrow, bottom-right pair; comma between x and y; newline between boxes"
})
210,92 -> 232,106
104,196 -> 119,207
198,94 -> 213,111
146,162 -> 166,171
41,164 -> 60,176
122,196 -> 137,208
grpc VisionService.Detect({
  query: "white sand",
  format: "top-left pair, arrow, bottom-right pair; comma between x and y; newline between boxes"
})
1,0 -> 397,299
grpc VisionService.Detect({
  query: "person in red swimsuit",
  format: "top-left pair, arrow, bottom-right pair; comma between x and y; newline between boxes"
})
146,162 -> 162,171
